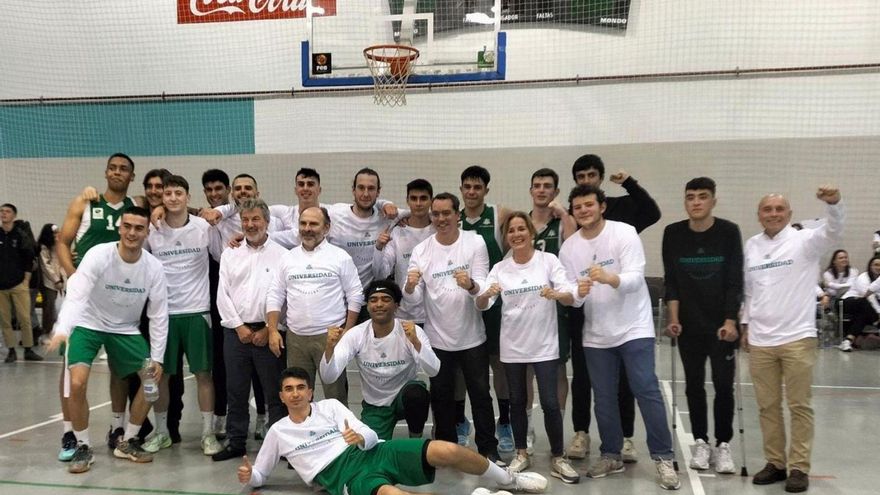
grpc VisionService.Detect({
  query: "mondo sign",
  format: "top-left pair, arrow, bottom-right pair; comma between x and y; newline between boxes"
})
178,0 -> 337,24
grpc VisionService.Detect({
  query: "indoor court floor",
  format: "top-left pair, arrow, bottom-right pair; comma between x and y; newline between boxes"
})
1,339 -> 877,495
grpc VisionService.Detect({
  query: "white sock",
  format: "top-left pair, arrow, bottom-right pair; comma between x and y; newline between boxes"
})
201,411 -> 213,436
123,422 -> 140,441
111,411 -> 125,430
74,428 -> 90,447
481,460 -> 513,485
154,411 -> 168,435
63,421 -> 73,433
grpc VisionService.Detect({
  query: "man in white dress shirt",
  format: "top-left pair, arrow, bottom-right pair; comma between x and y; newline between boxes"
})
742,186 -> 843,493
321,279 -> 440,440
267,206 -> 363,405
212,198 -> 288,461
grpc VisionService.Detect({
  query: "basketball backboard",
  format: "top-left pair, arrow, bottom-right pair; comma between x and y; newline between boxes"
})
302,1 -> 505,87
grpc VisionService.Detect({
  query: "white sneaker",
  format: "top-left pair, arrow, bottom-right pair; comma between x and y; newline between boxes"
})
551,456 -> 580,484
839,339 -> 853,352
142,432 -> 172,453
656,459 -> 681,490
499,471 -> 548,493
714,442 -> 736,474
471,489 -> 512,495
201,434 -> 222,456
689,439 -> 712,470
621,437 -> 638,463
566,431 -> 590,459
507,453 -> 530,473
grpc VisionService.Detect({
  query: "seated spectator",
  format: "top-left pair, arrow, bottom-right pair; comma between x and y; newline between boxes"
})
822,250 -> 858,298
838,256 -> 880,352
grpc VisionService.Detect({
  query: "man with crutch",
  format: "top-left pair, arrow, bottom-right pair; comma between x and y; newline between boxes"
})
742,185 -> 843,493
662,177 -> 743,474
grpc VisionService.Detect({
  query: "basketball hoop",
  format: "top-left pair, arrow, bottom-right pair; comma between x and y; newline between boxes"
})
363,45 -> 420,107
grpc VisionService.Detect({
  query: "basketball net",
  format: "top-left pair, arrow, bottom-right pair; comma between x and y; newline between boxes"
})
364,45 -> 419,107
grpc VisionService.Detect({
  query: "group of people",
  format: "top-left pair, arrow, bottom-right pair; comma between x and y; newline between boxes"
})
819,249 -> 880,352
29,151 -> 843,494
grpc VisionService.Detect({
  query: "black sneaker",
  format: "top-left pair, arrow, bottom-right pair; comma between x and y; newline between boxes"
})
753,463 -> 787,485
58,431 -> 77,462
24,348 -> 43,361
114,438 -> 154,463
212,445 -> 246,462
68,444 -> 94,473
4,349 -> 16,363
107,427 -> 124,449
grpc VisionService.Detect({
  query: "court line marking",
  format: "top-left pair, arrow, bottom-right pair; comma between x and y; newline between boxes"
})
0,480 -> 234,495
662,380 -> 705,495
0,375 -> 196,440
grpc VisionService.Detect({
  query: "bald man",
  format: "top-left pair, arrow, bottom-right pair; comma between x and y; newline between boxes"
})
741,186 -> 843,493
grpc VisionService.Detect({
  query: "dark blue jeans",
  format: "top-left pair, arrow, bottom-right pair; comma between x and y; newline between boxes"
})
504,360 -> 563,456
584,337 -> 673,460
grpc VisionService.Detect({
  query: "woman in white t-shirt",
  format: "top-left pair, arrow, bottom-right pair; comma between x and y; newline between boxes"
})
476,212 -> 585,484
837,255 -> 880,351
822,249 -> 858,298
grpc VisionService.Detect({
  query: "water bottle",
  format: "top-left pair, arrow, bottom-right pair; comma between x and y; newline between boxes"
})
142,358 -> 159,403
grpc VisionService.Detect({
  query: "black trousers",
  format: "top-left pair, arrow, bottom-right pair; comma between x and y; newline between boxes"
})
568,309 -> 635,436
430,342 -> 498,456
678,333 -> 736,444
223,328 -> 286,449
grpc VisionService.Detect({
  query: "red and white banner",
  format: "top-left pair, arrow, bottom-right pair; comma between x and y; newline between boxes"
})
178,0 -> 337,24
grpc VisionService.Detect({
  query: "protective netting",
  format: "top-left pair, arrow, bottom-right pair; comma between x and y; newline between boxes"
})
2,1 -> 880,273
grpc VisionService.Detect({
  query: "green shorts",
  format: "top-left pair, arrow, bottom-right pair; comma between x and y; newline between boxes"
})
67,327 -> 148,378
556,302 -> 570,364
163,313 -> 212,375
361,381 -> 428,440
314,439 -> 435,495
482,300 -> 502,355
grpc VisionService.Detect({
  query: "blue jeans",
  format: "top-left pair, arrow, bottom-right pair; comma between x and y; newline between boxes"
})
584,337 -> 673,460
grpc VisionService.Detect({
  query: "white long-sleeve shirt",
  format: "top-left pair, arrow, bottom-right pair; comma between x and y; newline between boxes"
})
248,399 -> 379,488
480,250 -> 577,363
320,319 -> 440,406
742,202 -> 845,347
406,230 -> 489,351
217,238 -> 288,329
213,204 -> 285,256
146,215 -> 211,316
327,203 -> 399,289
842,272 -> 880,314
822,267 -> 858,297
372,223 -> 435,322
266,239 -> 364,336
559,221 -> 655,348
54,242 -> 169,363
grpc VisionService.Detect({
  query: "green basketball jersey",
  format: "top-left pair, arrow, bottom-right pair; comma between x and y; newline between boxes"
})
461,204 -> 503,267
533,217 -> 562,255
74,195 -> 136,266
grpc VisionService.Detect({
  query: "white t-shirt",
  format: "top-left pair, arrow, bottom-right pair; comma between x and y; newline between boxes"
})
146,215 -> 211,315
481,250 -> 576,363
742,202 -> 845,346
54,242 -> 169,363
217,238 -> 289,329
266,240 -> 364,336
320,319 -> 440,406
327,203 -> 398,289
559,221 -> 655,348
407,230 -> 489,351
372,223 -> 435,322
822,267 -> 858,297
248,399 -> 379,488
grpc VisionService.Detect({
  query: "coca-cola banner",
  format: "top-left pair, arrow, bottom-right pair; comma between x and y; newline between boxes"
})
178,0 -> 337,24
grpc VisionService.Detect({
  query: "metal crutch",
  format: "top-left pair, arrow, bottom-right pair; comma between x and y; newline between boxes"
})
734,347 -> 749,476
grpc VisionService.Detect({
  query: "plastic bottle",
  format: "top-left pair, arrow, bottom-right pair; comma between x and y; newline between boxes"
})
142,358 -> 159,403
